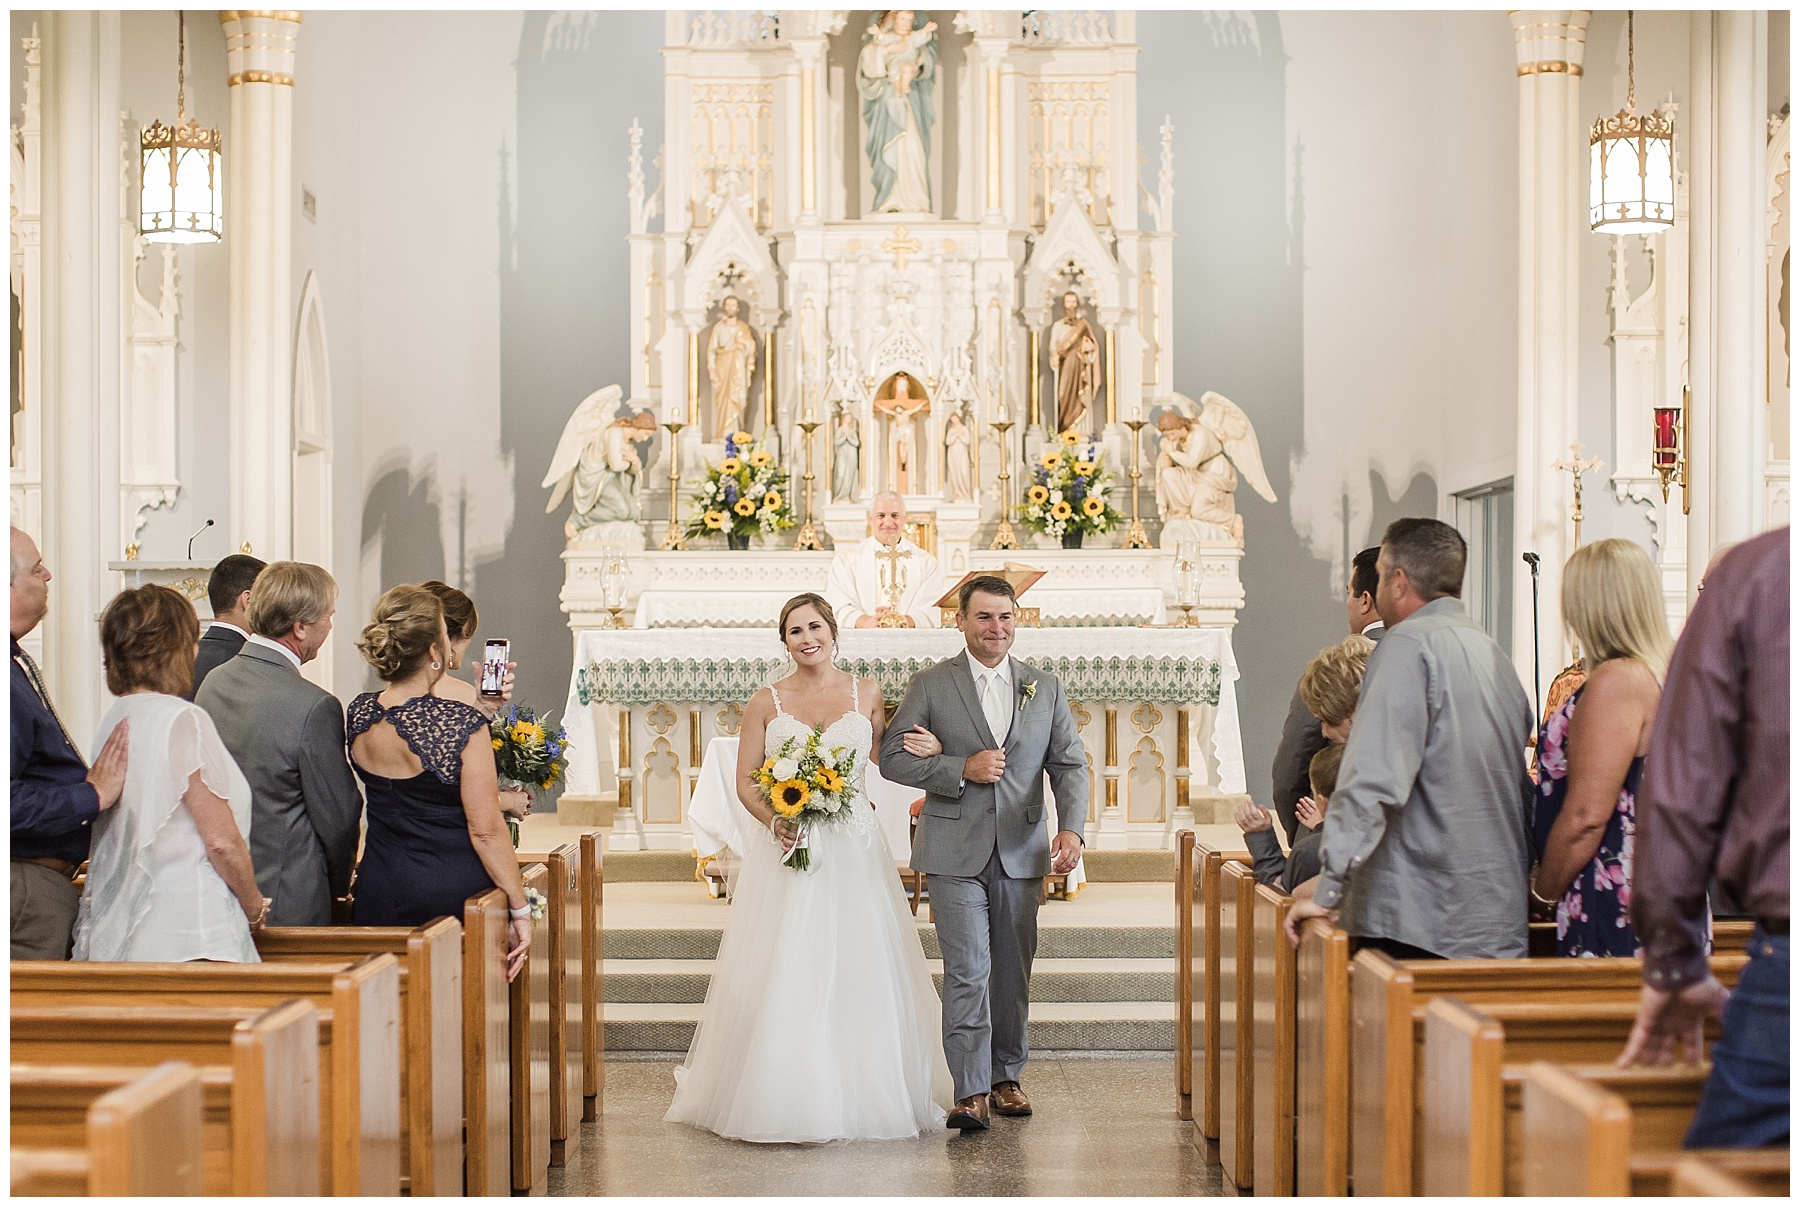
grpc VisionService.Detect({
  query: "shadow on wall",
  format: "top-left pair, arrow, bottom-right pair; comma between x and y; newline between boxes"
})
476,11 -> 666,809
1139,12 -> 1338,805
1367,468 -> 1440,554
359,460 -> 450,693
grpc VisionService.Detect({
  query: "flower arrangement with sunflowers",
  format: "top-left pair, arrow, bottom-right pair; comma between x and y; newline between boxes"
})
751,729 -> 861,871
490,704 -> 571,846
685,430 -> 797,545
1017,430 -> 1124,542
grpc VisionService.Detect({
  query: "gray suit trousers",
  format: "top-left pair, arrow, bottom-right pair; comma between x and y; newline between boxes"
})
929,846 -> 1040,1102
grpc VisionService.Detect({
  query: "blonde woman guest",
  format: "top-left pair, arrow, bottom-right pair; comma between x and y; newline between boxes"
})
75,586 -> 269,962
349,586 -> 531,980
1532,539 -> 1678,958
1299,633 -> 1376,742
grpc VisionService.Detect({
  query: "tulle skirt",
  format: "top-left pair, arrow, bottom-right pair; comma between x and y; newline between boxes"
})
665,812 -> 953,1143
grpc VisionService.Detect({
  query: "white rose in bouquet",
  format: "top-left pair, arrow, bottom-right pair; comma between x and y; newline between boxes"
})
772,757 -> 800,782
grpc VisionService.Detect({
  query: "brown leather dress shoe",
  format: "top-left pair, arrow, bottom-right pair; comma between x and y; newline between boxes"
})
989,1081 -> 1032,1116
946,1094 -> 991,1130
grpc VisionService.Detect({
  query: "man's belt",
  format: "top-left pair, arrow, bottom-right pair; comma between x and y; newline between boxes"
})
1757,916 -> 1788,936
14,856 -> 78,878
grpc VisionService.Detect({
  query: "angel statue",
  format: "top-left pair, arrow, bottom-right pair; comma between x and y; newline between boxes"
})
542,385 -> 659,543
1153,390 -> 1278,546
858,10 -> 938,214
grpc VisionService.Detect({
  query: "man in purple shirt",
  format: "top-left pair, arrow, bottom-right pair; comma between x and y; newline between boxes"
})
10,527 -> 129,959
1621,527 -> 1788,1148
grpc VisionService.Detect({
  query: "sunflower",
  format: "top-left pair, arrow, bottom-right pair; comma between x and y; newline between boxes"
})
1051,500 -> 1074,521
733,497 -> 757,517
763,490 -> 783,510
813,766 -> 845,794
1060,429 -> 1081,446
734,430 -> 754,445
1027,484 -> 1050,505
771,779 -> 811,816
1039,450 -> 1064,470
703,509 -> 728,530
492,737 -> 504,751
1083,496 -> 1105,517
720,457 -> 742,474
1074,460 -> 1096,477
749,449 -> 772,467
510,720 -> 543,744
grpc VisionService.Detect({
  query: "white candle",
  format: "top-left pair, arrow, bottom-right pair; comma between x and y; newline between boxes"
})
803,409 -> 817,425
1131,404 -> 1141,422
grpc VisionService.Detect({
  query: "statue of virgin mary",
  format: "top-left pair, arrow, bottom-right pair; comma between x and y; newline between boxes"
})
858,10 -> 938,214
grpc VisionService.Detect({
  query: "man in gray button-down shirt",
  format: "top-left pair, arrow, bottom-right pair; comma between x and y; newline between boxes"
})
1287,519 -> 1534,959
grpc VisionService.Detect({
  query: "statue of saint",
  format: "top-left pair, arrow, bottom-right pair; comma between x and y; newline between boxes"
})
831,407 -> 862,502
943,407 -> 974,502
874,374 -> 930,496
857,10 -> 938,214
542,385 -> 660,537
1049,290 -> 1100,435
707,296 -> 757,442
1154,391 -> 1278,545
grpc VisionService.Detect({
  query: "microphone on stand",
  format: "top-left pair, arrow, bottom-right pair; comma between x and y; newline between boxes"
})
1522,552 -> 1542,738
187,519 -> 216,561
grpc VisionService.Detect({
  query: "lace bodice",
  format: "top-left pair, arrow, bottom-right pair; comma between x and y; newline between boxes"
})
348,692 -> 489,786
764,679 -> 876,833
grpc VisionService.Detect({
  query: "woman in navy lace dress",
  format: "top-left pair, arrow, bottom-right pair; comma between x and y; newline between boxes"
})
349,585 -> 531,979
1531,540 -> 1673,958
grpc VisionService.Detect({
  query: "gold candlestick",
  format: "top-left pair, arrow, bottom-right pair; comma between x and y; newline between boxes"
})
792,416 -> 824,551
658,420 -> 690,551
1121,416 -> 1151,549
989,416 -> 1020,551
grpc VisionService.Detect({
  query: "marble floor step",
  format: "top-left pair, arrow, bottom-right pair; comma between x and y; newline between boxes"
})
604,957 -> 1174,1004
605,1000 -> 1175,1054
606,924 -> 1175,962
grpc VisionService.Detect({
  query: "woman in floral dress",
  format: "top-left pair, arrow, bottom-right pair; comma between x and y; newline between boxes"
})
1531,539 -> 1685,958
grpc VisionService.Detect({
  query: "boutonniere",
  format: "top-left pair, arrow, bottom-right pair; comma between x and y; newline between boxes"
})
1019,679 -> 1037,711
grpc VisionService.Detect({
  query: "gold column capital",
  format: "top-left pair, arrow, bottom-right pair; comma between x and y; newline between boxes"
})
1508,10 -> 1589,76
219,11 -> 303,25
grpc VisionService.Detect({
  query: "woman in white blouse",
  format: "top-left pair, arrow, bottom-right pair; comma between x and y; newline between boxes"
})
73,585 -> 269,962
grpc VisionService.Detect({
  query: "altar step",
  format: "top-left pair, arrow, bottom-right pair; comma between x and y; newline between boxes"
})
605,922 -> 1174,962
606,957 -> 1174,1004
599,846 -> 1179,883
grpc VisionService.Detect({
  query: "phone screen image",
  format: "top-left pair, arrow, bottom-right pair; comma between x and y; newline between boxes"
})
480,640 -> 509,696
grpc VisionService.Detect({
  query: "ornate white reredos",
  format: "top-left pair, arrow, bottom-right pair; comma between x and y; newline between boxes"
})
867,318 -> 936,393
1021,193 -> 1120,325
681,188 -> 778,329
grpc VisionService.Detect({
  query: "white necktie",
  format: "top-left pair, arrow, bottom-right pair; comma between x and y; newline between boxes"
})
981,668 -> 1010,745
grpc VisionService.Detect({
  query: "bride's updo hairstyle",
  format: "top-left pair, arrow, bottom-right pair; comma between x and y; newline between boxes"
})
358,585 -> 448,682
777,592 -> 838,648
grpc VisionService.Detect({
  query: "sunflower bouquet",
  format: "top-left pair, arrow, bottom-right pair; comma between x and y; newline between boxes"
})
685,431 -> 798,545
751,730 -> 861,871
1017,431 -> 1124,542
490,704 -> 571,846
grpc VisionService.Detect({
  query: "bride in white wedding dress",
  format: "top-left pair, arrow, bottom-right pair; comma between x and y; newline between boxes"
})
665,592 -> 953,1142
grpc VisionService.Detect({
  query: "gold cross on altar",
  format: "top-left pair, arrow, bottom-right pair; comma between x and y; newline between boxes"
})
1552,441 -> 1605,549
882,225 -> 923,273
875,541 -> 912,626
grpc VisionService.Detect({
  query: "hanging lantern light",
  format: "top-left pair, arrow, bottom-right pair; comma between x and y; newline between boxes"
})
1590,11 -> 1675,235
140,11 -> 222,244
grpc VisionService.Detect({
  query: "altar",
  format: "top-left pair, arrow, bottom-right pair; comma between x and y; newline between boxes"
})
560,624 -> 1245,853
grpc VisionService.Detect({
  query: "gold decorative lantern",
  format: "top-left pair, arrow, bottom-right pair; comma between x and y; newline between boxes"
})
140,12 -> 223,244
1589,12 -> 1674,236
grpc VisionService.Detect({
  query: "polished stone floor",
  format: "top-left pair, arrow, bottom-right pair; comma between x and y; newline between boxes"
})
548,1055 -> 1229,1196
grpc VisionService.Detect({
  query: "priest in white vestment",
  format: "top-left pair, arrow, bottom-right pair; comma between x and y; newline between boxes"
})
825,492 -> 945,629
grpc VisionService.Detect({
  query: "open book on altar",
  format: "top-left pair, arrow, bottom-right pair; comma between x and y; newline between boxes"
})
935,565 -> 1045,627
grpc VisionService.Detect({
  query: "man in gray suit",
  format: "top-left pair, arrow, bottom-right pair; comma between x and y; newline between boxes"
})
197,561 -> 361,926
881,575 -> 1089,1130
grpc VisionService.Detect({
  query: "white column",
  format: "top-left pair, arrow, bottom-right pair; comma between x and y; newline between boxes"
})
40,11 -> 123,742
221,12 -> 299,561
1510,11 -> 1589,703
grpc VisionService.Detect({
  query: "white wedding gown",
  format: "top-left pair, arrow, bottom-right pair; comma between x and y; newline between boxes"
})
666,681 -> 953,1142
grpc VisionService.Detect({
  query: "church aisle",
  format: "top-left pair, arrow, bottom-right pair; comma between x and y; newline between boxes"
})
550,1056 -> 1230,1196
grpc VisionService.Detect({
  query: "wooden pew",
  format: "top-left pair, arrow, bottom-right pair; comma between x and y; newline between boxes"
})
516,842 -> 584,1163
9,1062 -> 205,1196
580,830 -> 605,1118
1671,1151 -> 1791,1196
1216,859 -> 1257,1189
511,862 -> 553,1195
1175,830 -> 1195,1122
1294,919 -> 1351,1195
1421,995 -> 1713,1194
11,957 -> 403,1196
10,1000 -> 320,1195
1521,1060 -> 1789,1195
1527,917 -> 1755,957
1351,948 -> 1750,1196
1250,883 -> 1297,1194
465,889 -> 513,1196
254,917 -> 463,1195
1191,841 -> 1251,1147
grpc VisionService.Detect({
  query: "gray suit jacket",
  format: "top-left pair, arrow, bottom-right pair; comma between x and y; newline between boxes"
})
880,654 -> 1089,879
196,643 -> 363,926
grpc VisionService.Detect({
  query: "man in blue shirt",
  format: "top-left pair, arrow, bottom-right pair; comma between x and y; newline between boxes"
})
11,527 -> 129,959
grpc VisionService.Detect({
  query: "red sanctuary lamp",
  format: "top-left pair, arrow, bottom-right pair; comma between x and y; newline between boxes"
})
1652,399 -> 1686,508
